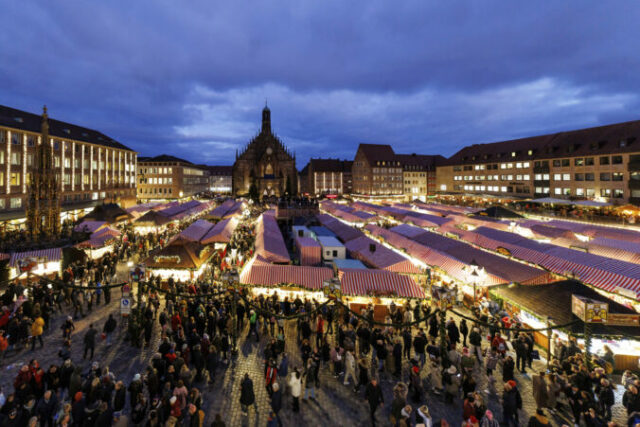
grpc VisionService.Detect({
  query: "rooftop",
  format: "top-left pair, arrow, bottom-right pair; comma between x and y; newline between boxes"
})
0,104 -> 134,152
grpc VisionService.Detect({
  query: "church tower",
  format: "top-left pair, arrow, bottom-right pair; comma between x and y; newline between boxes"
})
261,105 -> 271,134
26,106 -> 61,240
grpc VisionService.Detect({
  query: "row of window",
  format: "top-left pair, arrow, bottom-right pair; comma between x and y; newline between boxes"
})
139,167 -> 173,175
372,167 -> 403,174
138,187 -> 173,195
453,155 -> 629,171
455,175 -> 531,181
459,184 -> 531,194
140,177 -> 173,184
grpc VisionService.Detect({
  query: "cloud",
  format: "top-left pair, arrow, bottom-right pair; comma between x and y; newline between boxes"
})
174,78 -> 637,165
0,1 -> 639,167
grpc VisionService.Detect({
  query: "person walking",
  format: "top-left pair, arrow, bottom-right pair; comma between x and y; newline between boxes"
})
239,373 -> 256,416
365,377 -> 384,426
83,324 -> 97,359
270,382 -> 283,426
502,380 -> 522,427
30,315 -> 45,350
343,350 -> 357,388
103,314 -> 117,345
288,369 -> 302,413
531,372 -> 548,411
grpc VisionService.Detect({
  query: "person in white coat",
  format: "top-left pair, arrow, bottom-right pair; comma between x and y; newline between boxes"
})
288,368 -> 302,413
343,350 -> 357,387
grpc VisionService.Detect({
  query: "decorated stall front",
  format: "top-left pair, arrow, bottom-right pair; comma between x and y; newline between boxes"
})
9,248 -> 63,279
490,281 -> 640,371
144,241 -> 214,281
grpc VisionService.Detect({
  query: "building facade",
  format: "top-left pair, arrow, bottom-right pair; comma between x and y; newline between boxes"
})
396,154 -> 445,202
233,106 -> 297,198
299,158 -> 353,196
206,166 -> 233,194
137,155 -> 209,201
352,144 -> 403,197
0,105 -> 137,228
436,120 -> 640,204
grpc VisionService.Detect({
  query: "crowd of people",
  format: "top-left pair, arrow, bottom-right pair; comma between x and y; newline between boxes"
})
0,203 -> 638,427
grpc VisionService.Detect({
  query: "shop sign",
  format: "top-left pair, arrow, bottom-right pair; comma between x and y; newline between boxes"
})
323,278 -> 342,300
606,313 -> 640,327
572,294 -> 608,323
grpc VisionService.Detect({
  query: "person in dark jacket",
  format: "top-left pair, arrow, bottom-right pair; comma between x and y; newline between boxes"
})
459,319 -> 469,347
107,381 -> 123,414
502,380 -> 522,427
513,334 -> 528,373
35,390 -> 57,427
502,355 -> 515,382
270,382 -> 283,427
365,378 -> 384,426
83,324 -> 98,359
240,373 -> 256,416
446,318 -> 460,346
103,315 -> 117,345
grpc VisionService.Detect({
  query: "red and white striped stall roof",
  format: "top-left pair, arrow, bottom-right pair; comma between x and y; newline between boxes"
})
255,214 -> 291,264
337,269 -> 425,298
201,217 -> 239,244
240,264 -> 333,290
10,248 -> 63,267
345,236 -> 422,274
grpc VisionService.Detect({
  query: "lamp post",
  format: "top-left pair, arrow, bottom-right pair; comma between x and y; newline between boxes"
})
466,259 -> 486,308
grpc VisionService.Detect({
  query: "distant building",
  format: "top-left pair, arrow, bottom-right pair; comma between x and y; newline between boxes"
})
299,158 -> 353,196
205,166 -> 233,194
352,144 -> 403,197
233,106 -> 297,198
0,105 -> 137,229
137,155 -> 208,201
396,153 -> 445,202
351,144 -> 442,199
435,120 -> 640,204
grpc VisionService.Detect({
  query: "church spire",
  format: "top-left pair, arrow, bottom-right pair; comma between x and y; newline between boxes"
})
261,103 -> 271,134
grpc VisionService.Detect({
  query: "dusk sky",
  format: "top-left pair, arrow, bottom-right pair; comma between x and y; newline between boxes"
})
2,2 -> 640,167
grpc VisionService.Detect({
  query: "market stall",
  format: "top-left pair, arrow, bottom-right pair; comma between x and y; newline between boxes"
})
9,248 -> 63,279
490,281 -> 640,371
144,241 -> 215,281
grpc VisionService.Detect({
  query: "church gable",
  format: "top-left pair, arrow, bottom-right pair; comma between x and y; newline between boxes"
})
232,106 -> 297,197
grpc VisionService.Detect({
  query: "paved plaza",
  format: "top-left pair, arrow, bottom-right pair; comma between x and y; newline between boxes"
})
0,261 -> 631,426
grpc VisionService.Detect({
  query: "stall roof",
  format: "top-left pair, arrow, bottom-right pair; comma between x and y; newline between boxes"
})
309,226 -> 335,237
332,259 -> 368,270
144,242 -> 213,270
240,263 -> 333,290
338,268 -> 425,298
316,236 -> 344,248
490,281 -> 640,336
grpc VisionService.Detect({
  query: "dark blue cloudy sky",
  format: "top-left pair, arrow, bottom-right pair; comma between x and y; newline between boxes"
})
2,1 -> 640,167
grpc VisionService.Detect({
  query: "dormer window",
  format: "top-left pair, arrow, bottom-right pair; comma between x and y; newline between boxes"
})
13,117 -> 23,123
511,151 -> 517,157
63,129 -> 71,135
620,140 -> 627,148
528,150 -> 533,156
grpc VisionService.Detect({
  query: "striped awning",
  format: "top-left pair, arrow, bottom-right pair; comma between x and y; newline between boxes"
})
240,264 -> 333,290
255,214 -> 290,264
201,217 -> 239,244
338,269 -> 425,298
10,248 -> 63,267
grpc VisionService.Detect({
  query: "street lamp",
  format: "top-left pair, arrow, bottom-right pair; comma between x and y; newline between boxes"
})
466,258 -> 486,307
